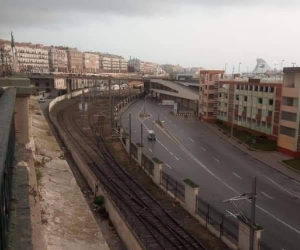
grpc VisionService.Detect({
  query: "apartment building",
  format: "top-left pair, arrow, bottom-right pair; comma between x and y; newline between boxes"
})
48,47 -> 68,72
120,58 -> 128,73
128,58 -> 159,75
67,48 -> 83,73
217,79 -> 282,139
83,52 -> 100,73
277,67 -> 300,157
199,70 -> 224,121
16,43 -> 49,73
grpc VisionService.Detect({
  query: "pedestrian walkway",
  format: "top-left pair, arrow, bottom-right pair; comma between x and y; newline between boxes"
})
205,123 -> 300,182
29,97 -> 110,250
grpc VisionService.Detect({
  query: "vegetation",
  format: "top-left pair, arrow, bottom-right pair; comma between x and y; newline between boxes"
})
94,195 -> 105,206
184,178 -> 199,188
216,120 -> 277,151
283,158 -> 300,172
35,167 -> 42,186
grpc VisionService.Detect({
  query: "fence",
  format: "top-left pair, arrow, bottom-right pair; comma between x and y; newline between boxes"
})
196,196 -> 239,243
0,88 -> 16,250
161,171 -> 185,202
141,154 -> 154,176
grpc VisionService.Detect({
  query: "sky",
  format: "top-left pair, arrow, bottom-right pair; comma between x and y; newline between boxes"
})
0,0 -> 299,72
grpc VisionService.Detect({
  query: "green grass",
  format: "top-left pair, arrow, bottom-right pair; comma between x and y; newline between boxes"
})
283,159 -> 300,171
216,121 -> 277,151
35,168 -> 43,186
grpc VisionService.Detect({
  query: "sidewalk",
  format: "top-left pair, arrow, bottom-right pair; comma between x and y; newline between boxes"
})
29,97 -> 109,250
205,123 -> 300,182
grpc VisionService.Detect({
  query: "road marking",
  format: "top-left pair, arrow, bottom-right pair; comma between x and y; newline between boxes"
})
214,158 -> 220,164
174,156 -> 180,161
292,179 -> 299,185
148,148 -> 152,153
170,152 -> 174,156
201,147 -> 207,152
261,192 -> 274,200
265,176 -> 300,199
232,172 -> 242,180
188,137 -> 194,142
165,164 -> 172,169
82,127 -> 90,130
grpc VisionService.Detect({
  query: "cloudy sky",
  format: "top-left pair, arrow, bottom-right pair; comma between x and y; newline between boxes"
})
0,0 -> 299,72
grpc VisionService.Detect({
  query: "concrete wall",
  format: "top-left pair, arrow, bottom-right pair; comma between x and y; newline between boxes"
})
15,96 -> 29,144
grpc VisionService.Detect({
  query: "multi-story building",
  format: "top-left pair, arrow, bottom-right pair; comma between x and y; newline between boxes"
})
16,43 -> 49,73
0,41 -> 13,74
199,70 -> 224,121
120,58 -> 128,73
277,67 -> 300,157
83,52 -> 99,73
48,47 -> 68,73
217,78 -> 282,139
67,48 -> 83,73
100,55 -> 112,72
128,58 -> 160,75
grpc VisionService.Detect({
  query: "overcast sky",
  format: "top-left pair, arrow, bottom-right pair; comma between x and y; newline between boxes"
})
0,0 -> 299,72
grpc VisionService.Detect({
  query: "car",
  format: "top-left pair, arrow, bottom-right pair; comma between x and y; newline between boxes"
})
38,97 -> 46,103
147,130 -> 156,141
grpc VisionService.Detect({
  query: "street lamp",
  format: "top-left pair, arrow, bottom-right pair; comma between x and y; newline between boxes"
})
238,62 -> 242,74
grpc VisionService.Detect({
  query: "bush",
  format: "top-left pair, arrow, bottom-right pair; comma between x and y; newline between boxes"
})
184,178 -> 199,188
94,195 -> 105,206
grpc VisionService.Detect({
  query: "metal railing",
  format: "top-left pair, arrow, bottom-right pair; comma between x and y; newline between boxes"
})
0,88 -> 16,250
196,196 -> 239,243
161,171 -> 185,202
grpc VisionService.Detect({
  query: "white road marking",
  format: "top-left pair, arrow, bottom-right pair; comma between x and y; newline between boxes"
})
165,164 -> 172,169
82,127 -> 90,130
201,147 -> 207,152
261,192 -> 274,200
214,158 -> 220,164
292,179 -> 299,185
170,152 -> 174,156
232,172 -> 242,180
265,176 -> 300,199
188,137 -> 194,142
148,148 -> 152,153
174,156 -> 180,161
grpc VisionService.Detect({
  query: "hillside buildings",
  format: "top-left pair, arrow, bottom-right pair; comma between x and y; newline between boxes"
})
49,47 -> 68,72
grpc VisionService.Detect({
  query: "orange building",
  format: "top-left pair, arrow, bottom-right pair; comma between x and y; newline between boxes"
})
198,70 -> 224,122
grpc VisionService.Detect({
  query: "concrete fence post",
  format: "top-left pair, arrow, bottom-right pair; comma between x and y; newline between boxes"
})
184,181 -> 199,214
120,128 -> 124,139
238,220 -> 263,250
125,138 -> 130,153
153,162 -> 163,185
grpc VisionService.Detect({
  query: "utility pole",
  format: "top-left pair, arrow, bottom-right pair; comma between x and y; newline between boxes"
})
129,113 -> 132,162
109,79 -> 113,131
249,177 -> 257,250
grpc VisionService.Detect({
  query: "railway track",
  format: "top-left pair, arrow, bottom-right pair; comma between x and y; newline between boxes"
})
56,98 -> 207,250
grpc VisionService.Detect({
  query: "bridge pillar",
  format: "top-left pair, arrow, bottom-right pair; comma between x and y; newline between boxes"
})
153,162 -> 163,186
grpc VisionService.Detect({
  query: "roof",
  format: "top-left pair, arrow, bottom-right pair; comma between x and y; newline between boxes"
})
150,79 -> 199,101
283,67 -> 300,73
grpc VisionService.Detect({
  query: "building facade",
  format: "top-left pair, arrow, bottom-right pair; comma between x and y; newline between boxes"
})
48,47 -> 68,72
67,48 -> 83,73
199,70 -> 224,122
277,68 -> 300,157
83,52 -> 99,73
16,44 -> 49,73
217,79 -> 282,139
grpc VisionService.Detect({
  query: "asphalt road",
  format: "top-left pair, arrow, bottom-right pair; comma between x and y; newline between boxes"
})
121,97 -> 300,250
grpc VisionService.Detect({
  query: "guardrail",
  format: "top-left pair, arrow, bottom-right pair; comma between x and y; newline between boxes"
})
0,88 -> 16,250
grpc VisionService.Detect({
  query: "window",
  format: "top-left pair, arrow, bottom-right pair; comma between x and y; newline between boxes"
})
258,98 -> 263,104
281,111 -> 297,122
260,86 -> 264,92
269,99 -> 274,105
237,85 -> 240,90
244,96 -> 248,102
282,97 -> 298,107
255,86 -> 258,91
280,126 -> 296,137
270,87 -> 274,93
236,95 -> 239,101
268,111 -> 273,117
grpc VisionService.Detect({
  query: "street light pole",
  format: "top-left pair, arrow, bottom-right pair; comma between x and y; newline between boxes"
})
249,176 -> 257,250
129,113 -> 132,162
